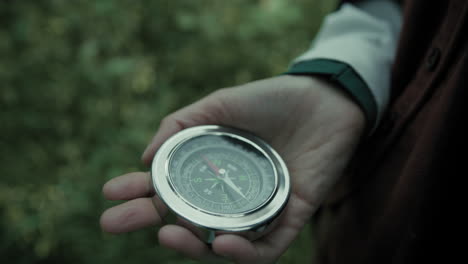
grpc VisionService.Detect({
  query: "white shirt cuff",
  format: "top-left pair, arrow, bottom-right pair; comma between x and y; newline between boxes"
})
293,0 -> 402,123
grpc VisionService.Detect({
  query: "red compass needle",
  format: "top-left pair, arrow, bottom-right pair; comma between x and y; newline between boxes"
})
201,155 -> 220,176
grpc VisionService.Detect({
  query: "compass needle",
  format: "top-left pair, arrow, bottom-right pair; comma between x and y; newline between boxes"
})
222,170 -> 247,199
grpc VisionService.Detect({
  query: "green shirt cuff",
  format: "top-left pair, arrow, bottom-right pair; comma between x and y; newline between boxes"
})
284,59 -> 377,132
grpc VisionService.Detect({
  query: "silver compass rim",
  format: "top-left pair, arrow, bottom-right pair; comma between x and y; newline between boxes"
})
151,125 -> 290,232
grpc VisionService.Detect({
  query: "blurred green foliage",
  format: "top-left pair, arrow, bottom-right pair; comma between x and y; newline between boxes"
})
0,0 -> 337,263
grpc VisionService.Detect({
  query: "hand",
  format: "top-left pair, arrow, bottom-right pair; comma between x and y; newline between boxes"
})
100,75 -> 365,263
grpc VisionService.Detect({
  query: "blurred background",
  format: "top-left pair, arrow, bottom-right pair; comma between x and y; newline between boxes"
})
0,0 -> 338,263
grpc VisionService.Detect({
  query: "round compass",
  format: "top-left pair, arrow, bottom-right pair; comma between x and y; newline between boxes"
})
151,125 -> 290,242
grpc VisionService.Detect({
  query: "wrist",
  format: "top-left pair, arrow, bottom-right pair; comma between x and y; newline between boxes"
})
284,59 -> 376,134
278,74 -> 366,137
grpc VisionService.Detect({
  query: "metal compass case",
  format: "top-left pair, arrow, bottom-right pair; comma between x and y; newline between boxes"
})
151,125 -> 290,243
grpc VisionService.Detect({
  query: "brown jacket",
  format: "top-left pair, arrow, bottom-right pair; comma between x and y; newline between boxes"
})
316,1 -> 468,263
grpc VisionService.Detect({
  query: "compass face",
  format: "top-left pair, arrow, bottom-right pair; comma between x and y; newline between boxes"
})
167,135 -> 277,215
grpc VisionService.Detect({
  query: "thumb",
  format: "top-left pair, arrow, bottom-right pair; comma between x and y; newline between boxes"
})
141,89 -> 233,166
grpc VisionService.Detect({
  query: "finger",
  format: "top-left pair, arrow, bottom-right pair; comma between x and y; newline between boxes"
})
103,172 -> 154,200
212,234 -> 259,263
100,198 -> 164,233
158,225 -> 222,262
141,90 -> 230,166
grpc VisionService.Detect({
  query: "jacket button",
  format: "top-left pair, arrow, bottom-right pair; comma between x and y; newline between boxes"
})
426,47 -> 441,71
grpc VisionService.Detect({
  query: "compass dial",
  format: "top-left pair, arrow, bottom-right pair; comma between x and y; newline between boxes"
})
168,135 -> 277,215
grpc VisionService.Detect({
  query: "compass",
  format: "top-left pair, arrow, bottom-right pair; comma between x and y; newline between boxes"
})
151,125 -> 290,242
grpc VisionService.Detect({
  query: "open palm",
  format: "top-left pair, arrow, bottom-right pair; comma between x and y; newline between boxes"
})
100,75 -> 365,263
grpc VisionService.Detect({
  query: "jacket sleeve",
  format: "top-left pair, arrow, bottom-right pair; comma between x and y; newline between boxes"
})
286,0 -> 402,132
